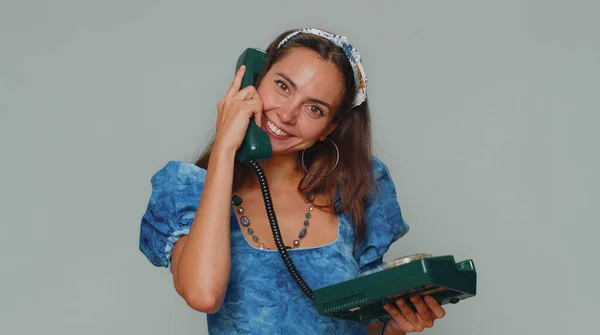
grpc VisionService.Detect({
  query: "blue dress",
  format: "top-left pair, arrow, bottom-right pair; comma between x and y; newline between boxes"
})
139,157 -> 409,334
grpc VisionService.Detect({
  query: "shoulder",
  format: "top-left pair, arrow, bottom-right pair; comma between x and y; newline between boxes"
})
370,155 -> 388,173
139,161 -> 207,268
367,156 -> 398,202
364,156 -> 405,221
145,161 -> 207,214
370,156 -> 393,182
334,156 -> 395,207
353,156 -> 409,273
150,160 -> 206,187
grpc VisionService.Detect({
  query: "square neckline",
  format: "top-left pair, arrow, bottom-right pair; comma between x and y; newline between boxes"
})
230,206 -> 341,252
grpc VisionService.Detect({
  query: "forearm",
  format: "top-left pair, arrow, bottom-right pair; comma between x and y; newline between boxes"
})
174,145 -> 236,310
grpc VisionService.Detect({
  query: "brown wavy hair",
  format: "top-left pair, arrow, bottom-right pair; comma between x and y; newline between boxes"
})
194,29 -> 374,243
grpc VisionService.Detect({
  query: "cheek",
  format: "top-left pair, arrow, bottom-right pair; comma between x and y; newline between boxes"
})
298,118 -> 330,139
256,86 -> 269,105
257,84 -> 282,109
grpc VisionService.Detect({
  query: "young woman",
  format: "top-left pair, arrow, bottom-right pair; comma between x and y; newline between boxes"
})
139,28 -> 446,334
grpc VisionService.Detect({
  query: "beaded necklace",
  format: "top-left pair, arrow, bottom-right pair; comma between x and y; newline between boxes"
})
232,194 -> 313,250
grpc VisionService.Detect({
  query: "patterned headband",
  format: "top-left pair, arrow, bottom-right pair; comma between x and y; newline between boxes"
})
276,28 -> 367,108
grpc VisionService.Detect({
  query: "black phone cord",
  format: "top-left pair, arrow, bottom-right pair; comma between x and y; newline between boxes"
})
248,159 -> 314,301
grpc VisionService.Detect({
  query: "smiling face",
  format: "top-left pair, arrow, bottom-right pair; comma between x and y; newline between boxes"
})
256,47 -> 345,156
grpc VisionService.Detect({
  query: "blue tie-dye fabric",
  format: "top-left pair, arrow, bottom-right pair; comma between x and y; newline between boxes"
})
139,157 -> 409,335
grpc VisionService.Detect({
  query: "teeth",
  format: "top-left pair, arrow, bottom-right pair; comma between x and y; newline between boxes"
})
267,119 -> 289,137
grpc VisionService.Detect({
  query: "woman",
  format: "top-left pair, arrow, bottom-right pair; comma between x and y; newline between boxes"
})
139,28 -> 446,334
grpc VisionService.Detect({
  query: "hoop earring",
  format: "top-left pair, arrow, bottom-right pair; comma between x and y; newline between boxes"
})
301,138 -> 340,177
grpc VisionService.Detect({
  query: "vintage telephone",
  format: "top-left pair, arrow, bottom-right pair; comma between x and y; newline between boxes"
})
234,48 -> 477,324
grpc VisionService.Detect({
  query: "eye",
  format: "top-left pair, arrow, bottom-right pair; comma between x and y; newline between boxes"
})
309,106 -> 325,116
275,80 -> 289,93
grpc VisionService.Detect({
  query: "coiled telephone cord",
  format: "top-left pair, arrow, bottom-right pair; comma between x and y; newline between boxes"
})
248,159 -> 314,301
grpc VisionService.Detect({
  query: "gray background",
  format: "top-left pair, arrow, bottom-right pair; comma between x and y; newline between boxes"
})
1,0 -> 598,334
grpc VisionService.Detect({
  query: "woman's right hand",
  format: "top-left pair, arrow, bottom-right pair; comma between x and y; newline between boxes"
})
214,65 -> 264,153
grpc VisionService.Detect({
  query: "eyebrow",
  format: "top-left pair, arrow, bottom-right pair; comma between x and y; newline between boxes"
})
276,72 -> 333,111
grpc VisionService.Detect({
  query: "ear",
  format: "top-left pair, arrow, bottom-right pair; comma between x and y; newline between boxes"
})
320,121 -> 339,141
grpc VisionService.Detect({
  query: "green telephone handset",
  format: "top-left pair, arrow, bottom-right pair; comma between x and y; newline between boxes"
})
234,48 -> 272,163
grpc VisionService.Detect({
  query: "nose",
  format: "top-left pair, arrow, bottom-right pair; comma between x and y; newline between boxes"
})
277,103 -> 300,124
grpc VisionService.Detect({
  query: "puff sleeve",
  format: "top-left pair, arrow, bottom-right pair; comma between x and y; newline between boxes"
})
138,161 -> 207,270
353,157 -> 410,274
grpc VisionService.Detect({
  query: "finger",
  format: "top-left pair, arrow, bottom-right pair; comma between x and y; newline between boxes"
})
253,110 -> 263,129
234,85 -> 259,101
230,97 -> 263,127
411,296 -> 434,328
395,299 -> 420,326
424,295 -> 446,319
383,304 -> 414,332
236,87 -> 263,127
251,96 -> 264,128
225,65 -> 246,98
240,97 -> 263,129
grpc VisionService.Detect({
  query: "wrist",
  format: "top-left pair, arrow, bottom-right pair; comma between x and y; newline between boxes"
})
212,140 -> 238,160
205,142 -> 236,174
381,321 -> 406,335
209,141 -> 238,164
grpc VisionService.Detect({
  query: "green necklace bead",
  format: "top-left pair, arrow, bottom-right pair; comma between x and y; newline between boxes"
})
232,194 -> 243,206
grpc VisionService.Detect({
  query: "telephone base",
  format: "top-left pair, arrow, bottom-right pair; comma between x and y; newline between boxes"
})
313,255 -> 477,325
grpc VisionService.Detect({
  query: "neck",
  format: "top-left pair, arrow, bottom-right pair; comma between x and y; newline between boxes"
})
247,153 -> 304,190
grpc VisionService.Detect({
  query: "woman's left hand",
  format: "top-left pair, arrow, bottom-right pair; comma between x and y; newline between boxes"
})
382,295 -> 446,333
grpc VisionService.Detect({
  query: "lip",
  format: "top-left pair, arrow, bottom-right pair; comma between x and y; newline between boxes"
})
263,117 -> 292,140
